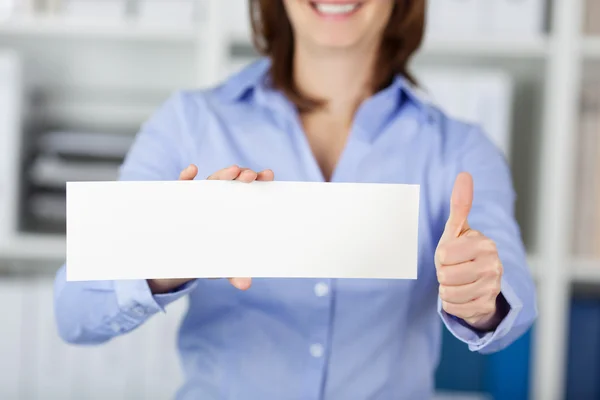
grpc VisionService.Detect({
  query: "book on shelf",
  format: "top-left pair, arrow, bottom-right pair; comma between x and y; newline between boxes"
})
29,153 -> 122,189
37,130 -> 133,160
62,0 -> 128,21
566,298 -> 600,398
585,0 -> 600,35
573,84 -> 600,258
425,0 -> 546,40
415,67 -> 514,160
24,130 -> 130,233
137,0 -> 199,27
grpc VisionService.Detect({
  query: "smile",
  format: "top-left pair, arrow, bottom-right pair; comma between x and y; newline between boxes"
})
310,2 -> 362,17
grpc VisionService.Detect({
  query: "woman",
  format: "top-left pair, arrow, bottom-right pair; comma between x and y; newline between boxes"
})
54,0 -> 537,398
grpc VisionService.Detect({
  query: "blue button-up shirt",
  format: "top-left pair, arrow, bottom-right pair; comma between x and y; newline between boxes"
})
54,59 -> 537,400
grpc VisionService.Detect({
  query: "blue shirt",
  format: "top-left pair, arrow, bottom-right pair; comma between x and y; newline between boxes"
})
54,59 -> 537,400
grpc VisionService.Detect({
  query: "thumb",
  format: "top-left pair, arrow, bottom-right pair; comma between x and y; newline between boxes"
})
441,172 -> 473,241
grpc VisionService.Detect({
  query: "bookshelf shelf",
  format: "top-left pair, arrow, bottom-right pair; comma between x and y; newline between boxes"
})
1,233 -> 65,262
570,258 -> 600,283
0,16 -> 198,41
419,36 -> 551,59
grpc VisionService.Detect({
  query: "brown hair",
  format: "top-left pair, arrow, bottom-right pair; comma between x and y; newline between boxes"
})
249,0 -> 426,112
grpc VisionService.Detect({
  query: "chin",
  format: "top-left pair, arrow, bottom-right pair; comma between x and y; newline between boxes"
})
311,32 -> 365,50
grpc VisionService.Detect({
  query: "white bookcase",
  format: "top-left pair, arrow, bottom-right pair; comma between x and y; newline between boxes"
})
0,0 -> 594,399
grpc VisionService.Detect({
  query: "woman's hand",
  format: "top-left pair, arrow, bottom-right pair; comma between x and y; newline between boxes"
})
435,172 -> 507,332
147,164 -> 274,294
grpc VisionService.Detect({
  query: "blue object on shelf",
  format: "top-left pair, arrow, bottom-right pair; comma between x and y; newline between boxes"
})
435,323 -> 533,400
566,298 -> 600,400
486,327 -> 533,400
435,327 -> 486,393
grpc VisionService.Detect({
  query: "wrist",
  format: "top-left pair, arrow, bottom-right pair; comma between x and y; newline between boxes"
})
468,293 -> 510,332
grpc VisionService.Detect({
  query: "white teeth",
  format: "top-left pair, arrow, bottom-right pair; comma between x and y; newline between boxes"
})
314,3 -> 358,15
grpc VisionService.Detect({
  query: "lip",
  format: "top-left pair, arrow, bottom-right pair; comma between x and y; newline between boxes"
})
309,1 -> 363,20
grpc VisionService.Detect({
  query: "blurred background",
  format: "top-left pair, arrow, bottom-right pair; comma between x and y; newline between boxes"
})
0,0 -> 597,399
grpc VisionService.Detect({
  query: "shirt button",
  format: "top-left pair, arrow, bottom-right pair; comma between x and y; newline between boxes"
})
110,322 -> 121,333
314,282 -> 329,297
310,343 -> 324,358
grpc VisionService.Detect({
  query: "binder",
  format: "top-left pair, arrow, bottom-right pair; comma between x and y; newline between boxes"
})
566,298 -> 600,399
585,0 -> 600,35
491,0 -> 546,37
594,86 -> 600,258
416,68 -> 514,159
62,0 -> 127,20
485,327 -> 533,400
0,279 -> 27,399
137,0 -> 198,27
229,0 -> 252,41
573,86 -> 599,256
435,326 -> 486,392
426,0 -> 485,38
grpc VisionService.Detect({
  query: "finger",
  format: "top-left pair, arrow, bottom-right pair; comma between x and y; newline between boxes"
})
257,169 -> 275,181
442,301 -> 478,320
235,169 -> 259,183
179,164 -> 198,180
208,165 -> 242,180
436,260 -> 479,286
228,277 -> 252,290
441,172 -> 474,242
439,280 -> 489,305
436,235 -> 488,266
443,298 -> 496,321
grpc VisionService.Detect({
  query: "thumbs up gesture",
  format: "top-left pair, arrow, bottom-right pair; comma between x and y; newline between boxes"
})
435,172 -> 504,331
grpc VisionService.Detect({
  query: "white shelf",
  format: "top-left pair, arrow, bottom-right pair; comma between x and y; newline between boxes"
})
419,35 -> 551,59
1,233 -> 65,261
570,258 -> 600,283
583,36 -> 600,59
0,16 -> 197,41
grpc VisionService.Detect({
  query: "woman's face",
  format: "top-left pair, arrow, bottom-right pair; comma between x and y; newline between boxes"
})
283,0 -> 395,51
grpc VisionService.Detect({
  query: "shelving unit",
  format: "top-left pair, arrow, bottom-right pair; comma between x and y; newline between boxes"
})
0,0 -> 595,399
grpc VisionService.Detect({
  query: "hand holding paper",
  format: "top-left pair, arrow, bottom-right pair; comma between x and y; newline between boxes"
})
147,164 -> 274,293
435,172 -> 505,331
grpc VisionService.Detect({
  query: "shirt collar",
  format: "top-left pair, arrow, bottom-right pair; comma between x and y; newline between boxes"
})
216,57 -> 428,108
214,58 -> 272,103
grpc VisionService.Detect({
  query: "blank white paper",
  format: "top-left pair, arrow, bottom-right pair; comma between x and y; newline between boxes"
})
66,180 -> 420,281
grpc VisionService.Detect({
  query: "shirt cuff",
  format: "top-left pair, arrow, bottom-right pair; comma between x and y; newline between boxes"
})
438,276 -> 524,352
113,279 -> 198,321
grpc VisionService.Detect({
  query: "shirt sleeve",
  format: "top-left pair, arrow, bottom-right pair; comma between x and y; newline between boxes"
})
54,92 -> 199,345
437,123 -> 538,354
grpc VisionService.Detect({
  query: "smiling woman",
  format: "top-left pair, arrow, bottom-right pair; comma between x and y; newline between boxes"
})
53,0 -> 537,398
